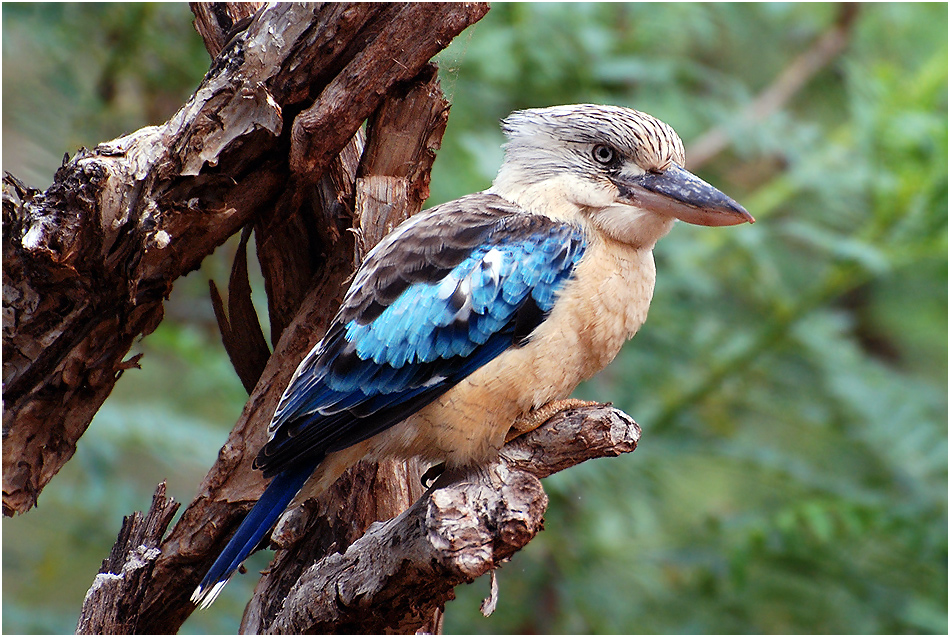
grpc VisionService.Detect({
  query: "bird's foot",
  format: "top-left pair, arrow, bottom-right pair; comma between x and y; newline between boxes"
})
505,398 -> 603,443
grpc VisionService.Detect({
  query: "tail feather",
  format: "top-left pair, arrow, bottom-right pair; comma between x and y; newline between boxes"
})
191,461 -> 317,608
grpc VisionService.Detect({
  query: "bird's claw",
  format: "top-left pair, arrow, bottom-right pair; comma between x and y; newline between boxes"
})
505,398 -> 603,443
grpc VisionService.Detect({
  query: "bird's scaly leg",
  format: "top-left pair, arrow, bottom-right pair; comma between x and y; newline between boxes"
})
505,398 -> 602,443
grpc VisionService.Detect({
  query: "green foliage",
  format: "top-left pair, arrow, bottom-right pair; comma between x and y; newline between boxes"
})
3,3 -> 946,635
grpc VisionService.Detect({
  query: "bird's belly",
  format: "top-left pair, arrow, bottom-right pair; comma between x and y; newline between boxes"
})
373,239 -> 656,467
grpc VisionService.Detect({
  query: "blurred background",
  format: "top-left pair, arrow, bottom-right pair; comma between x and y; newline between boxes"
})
2,3 -> 946,634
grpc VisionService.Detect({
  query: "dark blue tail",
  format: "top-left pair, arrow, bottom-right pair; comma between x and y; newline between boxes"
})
191,461 -> 317,608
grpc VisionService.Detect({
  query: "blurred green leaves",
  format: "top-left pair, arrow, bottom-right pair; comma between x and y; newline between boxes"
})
433,3 -> 947,635
3,3 -> 946,635
2,3 -> 209,188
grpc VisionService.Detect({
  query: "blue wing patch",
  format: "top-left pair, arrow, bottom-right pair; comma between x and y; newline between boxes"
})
255,196 -> 587,476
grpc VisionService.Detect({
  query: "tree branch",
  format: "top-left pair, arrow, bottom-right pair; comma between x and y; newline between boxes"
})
76,483 -> 180,634
238,63 -> 454,634
58,4 -> 488,634
264,405 -> 640,634
190,2 -> 265,59
2,1 -> 487,518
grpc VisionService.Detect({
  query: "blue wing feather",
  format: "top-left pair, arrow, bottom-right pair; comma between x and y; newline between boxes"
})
194,197 -> 588,604
255,198 -> 587,477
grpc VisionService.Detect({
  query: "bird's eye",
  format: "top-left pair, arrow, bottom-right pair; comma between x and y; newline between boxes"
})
592,144 -> 617,166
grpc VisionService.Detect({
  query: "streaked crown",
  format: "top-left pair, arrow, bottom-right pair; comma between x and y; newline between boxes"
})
501,104 -> 686,173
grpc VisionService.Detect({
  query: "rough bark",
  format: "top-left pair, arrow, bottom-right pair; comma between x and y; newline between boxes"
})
11,3 -> 649,634
261,405 -> 640,635
190,2 -> 266,59
239,62 -> 452,635
58,3 -> 488,634
2,0 -> 488,518
76,483 -> 180,634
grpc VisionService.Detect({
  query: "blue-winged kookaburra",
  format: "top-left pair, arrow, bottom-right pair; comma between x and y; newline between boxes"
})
192,104 -> 753,606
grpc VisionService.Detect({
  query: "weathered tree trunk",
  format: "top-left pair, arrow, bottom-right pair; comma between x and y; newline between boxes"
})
6,3 -> 644,634
2,1 -> 488,520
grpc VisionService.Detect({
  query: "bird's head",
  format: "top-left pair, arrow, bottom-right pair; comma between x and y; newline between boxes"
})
490,104 -> 753,248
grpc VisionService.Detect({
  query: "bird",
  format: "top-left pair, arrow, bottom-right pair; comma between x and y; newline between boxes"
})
191,103 -> 753,607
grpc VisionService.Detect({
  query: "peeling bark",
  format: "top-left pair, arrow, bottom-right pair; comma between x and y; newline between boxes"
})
262,405 -> 640,634
239,65 -> 452,634
76,483 -> 180,634
2,0 -> 488,519
42,3 -> 488,634
10,4 -> 649,634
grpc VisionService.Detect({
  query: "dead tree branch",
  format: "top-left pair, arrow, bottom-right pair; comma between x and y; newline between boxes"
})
76,483 -> 180,634
238,62 -> 454,634
53,3 -> 488,634
2,1 -> 487,518
190,2 -> 265,59
14,4 -> 647,634
261,405 -> 639,635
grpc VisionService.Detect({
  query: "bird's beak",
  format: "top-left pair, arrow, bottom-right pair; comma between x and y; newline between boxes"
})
613,163 -> 754,226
